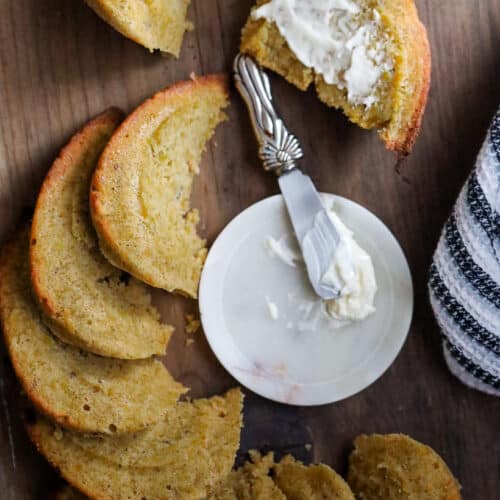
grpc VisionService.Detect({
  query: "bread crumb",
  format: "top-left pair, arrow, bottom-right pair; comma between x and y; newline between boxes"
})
185,338 -> 195,347
185,314 -> 201,335
305,443 -> 312,451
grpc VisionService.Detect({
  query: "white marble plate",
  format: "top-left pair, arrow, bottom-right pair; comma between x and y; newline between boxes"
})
199,194 -> 413,405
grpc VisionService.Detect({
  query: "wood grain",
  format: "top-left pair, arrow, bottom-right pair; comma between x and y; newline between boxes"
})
0,0 -> 499,498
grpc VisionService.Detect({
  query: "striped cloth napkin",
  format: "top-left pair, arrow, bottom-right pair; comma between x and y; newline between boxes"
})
429,107 -> 500,396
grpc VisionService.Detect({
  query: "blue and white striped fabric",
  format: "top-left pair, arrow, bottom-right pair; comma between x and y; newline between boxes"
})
429,107 -> 500,396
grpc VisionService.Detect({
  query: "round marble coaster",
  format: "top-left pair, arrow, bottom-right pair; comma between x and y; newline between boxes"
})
199,194 -> 413,406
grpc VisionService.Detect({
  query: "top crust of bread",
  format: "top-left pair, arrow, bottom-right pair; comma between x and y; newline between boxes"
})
90,75 -> 229,298
30,108 -> 172,359
348,434 -> 462,500
241,0 -> 431,155
84,0 -> 191,57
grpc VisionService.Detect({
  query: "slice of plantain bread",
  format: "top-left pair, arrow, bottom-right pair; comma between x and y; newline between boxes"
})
0,229 -> 186,434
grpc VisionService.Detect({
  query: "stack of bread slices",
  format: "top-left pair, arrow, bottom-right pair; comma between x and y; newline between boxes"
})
0,74 -> 247,499
0,73 -> 461,500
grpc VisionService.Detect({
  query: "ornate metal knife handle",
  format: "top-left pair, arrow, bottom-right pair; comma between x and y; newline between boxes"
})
234,54 -> 304,176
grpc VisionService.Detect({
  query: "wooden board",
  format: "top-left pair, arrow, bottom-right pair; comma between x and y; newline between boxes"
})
0,0 -> 499,497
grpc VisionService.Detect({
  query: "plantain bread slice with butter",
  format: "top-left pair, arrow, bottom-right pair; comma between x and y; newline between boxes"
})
90,75 -> 229,298
85,0 -> 191,57
0,229 -> 187,434
31,108 -> 172,359
241,0 -> 430,154
27,389 -> 243,499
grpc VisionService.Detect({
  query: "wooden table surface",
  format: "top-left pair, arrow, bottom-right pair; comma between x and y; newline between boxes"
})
0,0 -> 499,498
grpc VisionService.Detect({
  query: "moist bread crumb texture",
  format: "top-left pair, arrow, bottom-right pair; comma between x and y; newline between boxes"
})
347,434 -> 462,500
241,0 -> 431,154
27,389 -> 243,499
91,75 -> 229,298
210,451 -> 355,499
274,454 -> 355,500
0,229 -> 187,434
30,108 -> 173,360
210,451 -> 286,500
85,0 -> 191,57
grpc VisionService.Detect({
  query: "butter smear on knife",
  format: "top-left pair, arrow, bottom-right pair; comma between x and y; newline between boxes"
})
266,202 -> 377,329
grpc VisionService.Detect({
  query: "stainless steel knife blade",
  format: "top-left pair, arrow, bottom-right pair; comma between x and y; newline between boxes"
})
278,169 -> 341,299
234,54 -> 341,300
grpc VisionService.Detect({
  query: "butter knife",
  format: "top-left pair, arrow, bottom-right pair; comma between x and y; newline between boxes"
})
234,54 -> 341,300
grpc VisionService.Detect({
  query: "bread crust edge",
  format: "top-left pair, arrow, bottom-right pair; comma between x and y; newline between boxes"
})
89,74 -> 230,296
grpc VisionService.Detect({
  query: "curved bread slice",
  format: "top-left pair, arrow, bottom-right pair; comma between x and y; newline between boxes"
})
31,108 -> 172,359
85,0 -> 191,57
0,230 -> 186,434
347,434 -> 461,500
274,455 -> 355,500
65,388 -> 242,468
91,76 -> 229,297
241,0 -> 430,154
27,389 -> 243,499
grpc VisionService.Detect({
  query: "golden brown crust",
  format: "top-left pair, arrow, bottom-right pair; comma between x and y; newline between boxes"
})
30,108 -> 122,354
379,0 -> 431,155
90,74 -> 229,296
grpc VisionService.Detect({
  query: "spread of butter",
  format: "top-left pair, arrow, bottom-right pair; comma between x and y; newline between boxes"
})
267,200 -> 377,329
321,210 -> 377,322
253,0 -> 393,107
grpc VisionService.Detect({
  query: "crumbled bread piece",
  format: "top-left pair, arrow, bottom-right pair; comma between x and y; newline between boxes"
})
209,451 -> 286,500
211,451 -> 354,499
185,313 -> 201,334
274,455 -> 355,499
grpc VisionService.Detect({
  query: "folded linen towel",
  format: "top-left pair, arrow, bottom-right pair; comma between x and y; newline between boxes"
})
429,108 -> 500,396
